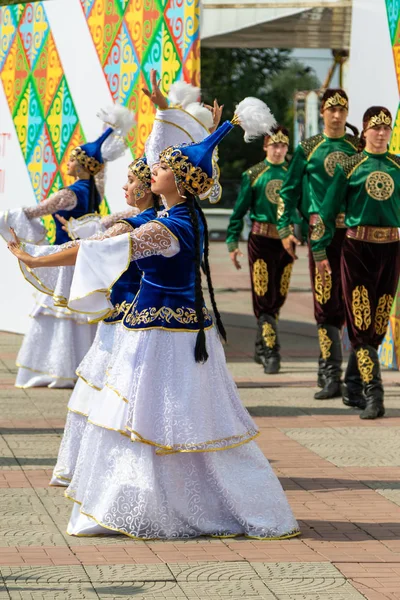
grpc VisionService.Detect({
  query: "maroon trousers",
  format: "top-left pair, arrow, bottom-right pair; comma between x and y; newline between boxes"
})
248,233 -> 294,319
308,228 -> 346,329
341,237 -> 400,349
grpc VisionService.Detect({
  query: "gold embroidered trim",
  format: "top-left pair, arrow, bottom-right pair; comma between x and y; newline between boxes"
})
280,263 -> 293,297
266,130 -> 289,146
318,328 -> 332,360
365,171 -> 394,201
322,92 -> 348,111
265,179 -> 283,204
104,300 -> 131,322
310,215 -> 326,241
356,348 -> 374,383
124,305 -> 212,327
366,110 -> 392,130
252,258 -> 268,296
262,322 -> 276,349
324,151 -> 349,177
352,285 -> 371,330
128,157 -> 152,187
159,146 -> 213,196
375,294 -> 394,335
71,147 -> 104,176
314,268 -> 332,305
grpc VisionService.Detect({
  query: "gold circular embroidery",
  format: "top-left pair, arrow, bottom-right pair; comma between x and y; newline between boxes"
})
253,259 -> 268,296
352,285 -> 371,330
365,171 -> 394,201
318,327 -> 332,360
262,322 -> 276,348
324,151 -> 348,177
265,179 -> 283,204
310,215 -> 325,241
280,263 -> 293,297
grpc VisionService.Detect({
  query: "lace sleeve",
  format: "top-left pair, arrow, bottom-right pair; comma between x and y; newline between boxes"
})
101,208 -> 139,229
129,221 -> 180,261
94,168 -> 105,200
24,189 -> 77,219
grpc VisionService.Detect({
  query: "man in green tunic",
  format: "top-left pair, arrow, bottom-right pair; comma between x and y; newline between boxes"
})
226,126 -> 292,374
277,89 -> 359,399
312,106 -> 400,419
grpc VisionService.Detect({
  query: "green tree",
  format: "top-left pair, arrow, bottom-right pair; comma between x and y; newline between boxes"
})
201,49 -> 320,207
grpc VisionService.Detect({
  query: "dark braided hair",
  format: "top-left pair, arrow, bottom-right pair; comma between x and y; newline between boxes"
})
152,192 -> 160,211
320,88 -> 359,137
89,175 -> 101,213
185,194 -> 227,363
358,106 -> 392,152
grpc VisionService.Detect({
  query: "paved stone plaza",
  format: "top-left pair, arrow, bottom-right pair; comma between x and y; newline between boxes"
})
1,244 -> 400,599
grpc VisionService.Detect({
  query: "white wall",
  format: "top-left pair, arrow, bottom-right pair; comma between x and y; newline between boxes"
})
348,0 -> 398,129
0,0 -> 132,334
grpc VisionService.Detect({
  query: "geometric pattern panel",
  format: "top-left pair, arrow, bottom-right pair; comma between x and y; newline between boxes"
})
80,0 -> 200,158
380,1 -> 400,368
0,2 -> 110,244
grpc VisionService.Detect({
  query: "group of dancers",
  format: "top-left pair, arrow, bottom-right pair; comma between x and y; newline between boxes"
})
227,88 -> 400,421
1,73 -> 300,539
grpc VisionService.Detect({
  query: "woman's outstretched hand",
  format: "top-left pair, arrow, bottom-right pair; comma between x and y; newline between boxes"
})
205,99 -> 224,133
7,228 -> 36,267
142,69 -> 168,110
55,214 -> 68,233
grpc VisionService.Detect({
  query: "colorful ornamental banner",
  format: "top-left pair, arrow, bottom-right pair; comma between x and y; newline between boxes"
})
379,0 -> 400,369
0,0 -> 200,241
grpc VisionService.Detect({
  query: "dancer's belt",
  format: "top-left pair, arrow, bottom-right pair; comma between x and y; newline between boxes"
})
309,213 -> 346,229
251,221 -> 280,239
346,226 -> 399,243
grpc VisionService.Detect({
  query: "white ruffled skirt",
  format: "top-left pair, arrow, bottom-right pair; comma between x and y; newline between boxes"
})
58,326 -> 299,539
16,293 -> 96,389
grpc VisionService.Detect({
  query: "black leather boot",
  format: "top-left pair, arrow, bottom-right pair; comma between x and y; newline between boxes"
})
259,314 -> 281,374
254,321 -> 264,365
314,325 -> 342,400
317,355 -> 326,388
356,346 -> 385,420
342,350 -> 366,409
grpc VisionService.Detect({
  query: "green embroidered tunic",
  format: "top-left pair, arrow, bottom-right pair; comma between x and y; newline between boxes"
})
311,151 -> 400,261
226,159 -> 288,252
277,133 -> 359,239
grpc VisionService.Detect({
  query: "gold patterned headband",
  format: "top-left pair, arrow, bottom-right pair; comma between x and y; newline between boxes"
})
128,157 -> 152,187
322,92 -> 348,111
266,131 -> 289,146
70,147 -> 104,176
365,111 -> 392,130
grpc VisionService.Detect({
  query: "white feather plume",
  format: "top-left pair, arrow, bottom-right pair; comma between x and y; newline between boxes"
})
185,102 -> 214,130
234,97 -> 276,143
168,81 -> 200,108
97,104 -> 135,135
97,104 -> 135,162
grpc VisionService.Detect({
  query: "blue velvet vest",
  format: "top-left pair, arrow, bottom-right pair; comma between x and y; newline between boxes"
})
103,207 -> 157,324
123,202 -> 213,332
55,179 -> 98,245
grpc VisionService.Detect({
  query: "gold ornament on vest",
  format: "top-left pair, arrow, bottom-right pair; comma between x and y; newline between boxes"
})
253,259 -> 268,296
352,285 -> 371,330
374,294 -> 394,335
322,92 -> 348,111
314,268 -> 332,305
356,348 -> 374,383
266,130 -> 289,146
324,151 -> 349,177
280,263 -> 293,297
262,322 -> 276,348
366,111 -> 392,130
265,179 -> 283,204
318,327 -> 332,360
310,215 -> 326,241
365,171 -> 394,201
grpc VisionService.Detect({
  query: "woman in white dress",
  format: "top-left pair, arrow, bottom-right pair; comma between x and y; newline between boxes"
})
9,99 -> 300,540
0,105 -> 134,388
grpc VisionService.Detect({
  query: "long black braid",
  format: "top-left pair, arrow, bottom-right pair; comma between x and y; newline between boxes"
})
194,197 -> 227,343
88,175 -> 101,213
186,195 -> 208,363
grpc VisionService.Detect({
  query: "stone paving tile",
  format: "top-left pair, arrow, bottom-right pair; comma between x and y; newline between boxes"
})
250,562 -> 343,578
93,581 -> 186,599
84,564 -> 174,582
1,566 -> 89,583
5,583 -> 98,598
169,561 -> 259,580
178,580 -> 273,598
